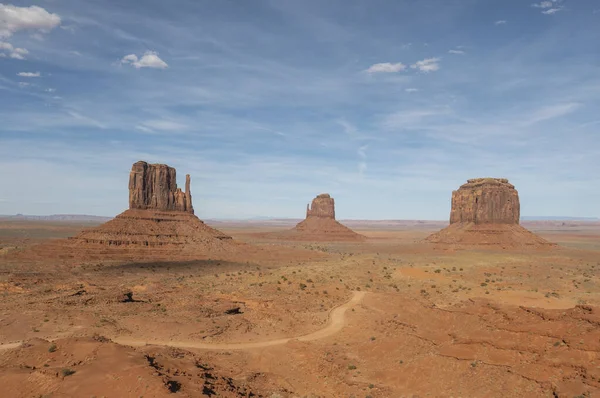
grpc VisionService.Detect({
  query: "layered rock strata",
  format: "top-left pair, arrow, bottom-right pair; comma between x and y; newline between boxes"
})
129,161 -> 194,213
450,178 -> 519,225
426,178 -> 552,248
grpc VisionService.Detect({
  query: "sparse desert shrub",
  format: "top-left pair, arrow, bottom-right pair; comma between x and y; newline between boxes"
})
48,344 -> 57,353
61,368 -> 76,377
434,269 -> 441,274
348,364 -> 357,370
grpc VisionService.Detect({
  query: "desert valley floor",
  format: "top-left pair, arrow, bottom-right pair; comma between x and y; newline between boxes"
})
1,219 -> 599,397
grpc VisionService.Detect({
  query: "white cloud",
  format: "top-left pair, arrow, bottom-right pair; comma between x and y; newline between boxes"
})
532,1 -> 554,7
366,62 -> 406,73
0,4 -> 61,39
495,20 -> 507,25
542,8 -> 562,14
531,0 -> 564,14
448,49 -> 465,55
18,82 -> 30,88
121,51 -> 169,69
0,41 -> 28,59
45,88 -> 56,93
10,47 -> 28,59
411,58 -> 441,72
17,72 -> 40,77
405,88 -> 419,93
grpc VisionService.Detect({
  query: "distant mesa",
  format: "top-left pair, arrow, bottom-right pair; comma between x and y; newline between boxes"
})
273,193 -> 365,241
426,178 -> 553,248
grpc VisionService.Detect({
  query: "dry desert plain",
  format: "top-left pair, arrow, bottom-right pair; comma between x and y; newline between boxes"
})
1,218 -> 600,397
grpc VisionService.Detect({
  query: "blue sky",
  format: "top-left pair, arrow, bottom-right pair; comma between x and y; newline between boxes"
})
0,0 -> 599,219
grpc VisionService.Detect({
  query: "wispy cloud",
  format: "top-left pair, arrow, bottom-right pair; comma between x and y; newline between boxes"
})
357,144 -> 368,177
138,119 -> 187,131
381,108 -> 451,130
410,58 -> 441,72
366,62 -> 406,73
495,20 -> 507,25
405,88 -> 419,93
522,102 -> 581,125
0,41 -> 29,59
121,51 -> 168,69
17,72 -> 41,77
448,49 -> 465,55
67,111 -> 107,129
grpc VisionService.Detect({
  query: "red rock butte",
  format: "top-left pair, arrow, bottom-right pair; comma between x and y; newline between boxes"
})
6,161 -> 245,265
73,161 -> 232,247
129,161 -> 194,214
275,194 -> 365,241
426,178 -> 553,248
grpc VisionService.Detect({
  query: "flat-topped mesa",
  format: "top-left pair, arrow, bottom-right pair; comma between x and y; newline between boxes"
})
450,178 -> 519,225
128,161 -> 194,214
306,193 -> 335,219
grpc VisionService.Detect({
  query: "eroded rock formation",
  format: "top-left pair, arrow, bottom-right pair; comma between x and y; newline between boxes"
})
54,161 -> 232,256
274,193 -> 365,241
426,178 -> 552,248
306,194 -> 335,219
129,161 -> 193,213
449,178 -> 519,225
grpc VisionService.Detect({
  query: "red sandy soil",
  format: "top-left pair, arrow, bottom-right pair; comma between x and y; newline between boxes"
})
1,220 -> 599,397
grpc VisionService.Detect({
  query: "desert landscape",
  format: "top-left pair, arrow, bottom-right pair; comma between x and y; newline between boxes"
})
0,162 -> 599,397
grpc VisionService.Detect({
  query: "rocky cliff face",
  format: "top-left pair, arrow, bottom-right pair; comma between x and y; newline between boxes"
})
306,194 -> 335,219
449,178 -> 520,225
128,161 -> 194,213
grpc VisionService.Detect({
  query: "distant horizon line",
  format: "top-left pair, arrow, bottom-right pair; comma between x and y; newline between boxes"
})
1,214 -> 598,222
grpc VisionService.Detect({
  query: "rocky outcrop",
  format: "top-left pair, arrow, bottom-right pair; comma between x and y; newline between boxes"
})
273,194 -> 365,241
61,161 -> 232,256
306,194 -> 335,219
426,178 -> 553,249
449,178 -> 519,225
129,161 -> 193,213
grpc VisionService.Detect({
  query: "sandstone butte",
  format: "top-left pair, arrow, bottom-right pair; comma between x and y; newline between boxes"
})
73,161 -> 233,247
426,178 -> 553,248
5,161 -> 245,265
276,194 -> 366,241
